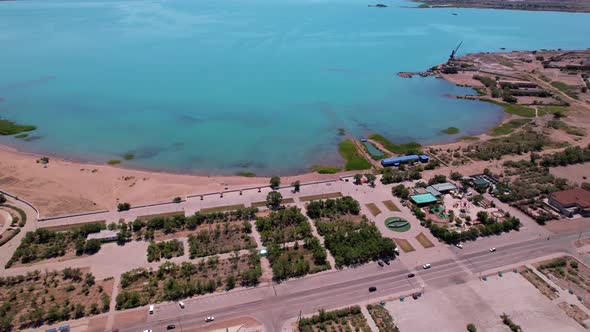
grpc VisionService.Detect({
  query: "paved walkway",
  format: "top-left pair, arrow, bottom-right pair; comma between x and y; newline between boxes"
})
360,305 -> 379,332
105,274 -> 121,331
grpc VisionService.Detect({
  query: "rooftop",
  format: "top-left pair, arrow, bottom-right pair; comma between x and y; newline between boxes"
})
430,182 -> 457,192
410,193 -> 438,204
425,186 -> 442,197
550,188 -> 590,208
86,229 -> 119,241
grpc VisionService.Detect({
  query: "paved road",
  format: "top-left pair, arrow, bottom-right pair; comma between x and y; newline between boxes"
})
121,228 -> 588,332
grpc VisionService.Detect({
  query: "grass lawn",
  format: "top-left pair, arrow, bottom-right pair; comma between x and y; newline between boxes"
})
136,211 -> 185,221
393,238 -> 415,252
300,192 -> 342,202
480,99 -> 535,117
538,105 -> 569,116
338,140 -> 372,171
460,135 -> 480,141
551,81 -> 580,99
415,232 -> 434,248
201,204 -> 246,213
310,165 -> 341,174
503,104 -> 536,117
440,127 -> 460,135
368,134 -> 422,154
236,172 -> 256,177
366,203 -> 382,217
0,119 -> 36,135
488,119 -> 531,136
382,200 -> 400,212
41,220 -> 106,233
251,198 -> 295,208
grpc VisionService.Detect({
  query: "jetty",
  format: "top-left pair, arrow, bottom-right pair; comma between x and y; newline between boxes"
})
397,71 -> 434,78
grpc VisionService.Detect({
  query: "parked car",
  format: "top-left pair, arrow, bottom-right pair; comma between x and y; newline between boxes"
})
490,248 -> 496,252
422,264 -> 431,269
407,273 -> 415,278
377,260 -> 384,267
369,286 -> 377,292
205,317 -> 215,322
455,244 -> 464,249
383,258 -> 391,265
178,301 -> 185,309
149,305 -> 154,315
166,325 -> 176,330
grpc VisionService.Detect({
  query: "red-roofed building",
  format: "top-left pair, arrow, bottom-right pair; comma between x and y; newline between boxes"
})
549,187 -> 590,218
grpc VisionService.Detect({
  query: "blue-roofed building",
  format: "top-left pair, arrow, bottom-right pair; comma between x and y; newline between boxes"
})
58,326 -> 70,332
410,193 -> 438,206
381,155 -> 419,167
419,155 -> 429,162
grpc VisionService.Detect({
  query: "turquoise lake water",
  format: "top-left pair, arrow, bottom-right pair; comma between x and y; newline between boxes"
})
0,0 -> 589,175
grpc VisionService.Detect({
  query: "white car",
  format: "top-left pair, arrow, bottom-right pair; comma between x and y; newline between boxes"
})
455,244 -> 464,249
205,316 -> 215,322
178,301 -> 185,309
422,263 -> 431,269
490,248 -> 496,252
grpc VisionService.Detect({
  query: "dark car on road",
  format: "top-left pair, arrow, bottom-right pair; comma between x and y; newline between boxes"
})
377,260 -> 384,267
369,286 -> 377,292
407,273 -> 415,278
383,258 -> 390,265
167,325 -> 176,330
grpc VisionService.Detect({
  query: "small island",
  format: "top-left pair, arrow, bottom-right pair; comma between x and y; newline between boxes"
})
0,119 -> 36,136
440,127 -> 460,135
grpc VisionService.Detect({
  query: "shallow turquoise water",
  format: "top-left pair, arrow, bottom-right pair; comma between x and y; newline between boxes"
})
362,141 -> 384,158
0,0 -> 589,175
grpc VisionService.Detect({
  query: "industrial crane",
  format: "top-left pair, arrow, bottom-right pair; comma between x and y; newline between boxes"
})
448,41 -> 463,63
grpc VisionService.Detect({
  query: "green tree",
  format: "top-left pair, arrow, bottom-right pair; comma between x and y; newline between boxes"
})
450,171 -> 463,181
353,174 -> 363,184
226,274 -> 236,290
266,191 -> 283,209
467,323 -> 477,332
365,173 -> 377,187
270,176 -> 281,188
117,202 -> 131,211
292,180 -> 301,192
0,194 -> 6,204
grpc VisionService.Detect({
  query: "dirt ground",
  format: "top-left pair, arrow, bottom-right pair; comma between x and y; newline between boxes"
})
519,267 -> 559,300
545,217 -> 590,234
536,257 -> 590,311
387,272 -> 583,332
550,163 -> 590,186
558,302 -> 589,327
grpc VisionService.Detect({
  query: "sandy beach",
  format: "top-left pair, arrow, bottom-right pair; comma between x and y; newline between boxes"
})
0,145 -> 345,218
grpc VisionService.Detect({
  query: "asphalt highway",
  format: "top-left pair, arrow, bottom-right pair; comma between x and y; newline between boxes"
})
122,229 -> 589,332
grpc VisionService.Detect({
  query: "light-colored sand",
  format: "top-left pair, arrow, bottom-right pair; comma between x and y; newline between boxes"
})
0,145 -> 342,217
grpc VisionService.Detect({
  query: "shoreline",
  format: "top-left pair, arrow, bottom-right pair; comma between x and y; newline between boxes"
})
0,143 -> 355,218
9,47 -> 582,217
